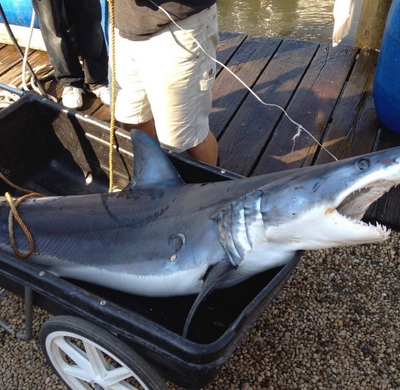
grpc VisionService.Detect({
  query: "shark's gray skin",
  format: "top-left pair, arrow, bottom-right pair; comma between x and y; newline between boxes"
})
0,131 -> 399,307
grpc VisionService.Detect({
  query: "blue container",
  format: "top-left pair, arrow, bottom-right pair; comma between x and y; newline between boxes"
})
0,0 -> 109,47
373,0 -> 400,133
0,0 -> 39,28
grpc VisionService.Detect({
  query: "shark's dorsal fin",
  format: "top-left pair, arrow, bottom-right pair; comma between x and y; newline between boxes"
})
130,129 -> 183,187
183,259 -> 236,338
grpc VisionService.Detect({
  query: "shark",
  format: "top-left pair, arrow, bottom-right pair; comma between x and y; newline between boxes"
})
0,130 -> 399,334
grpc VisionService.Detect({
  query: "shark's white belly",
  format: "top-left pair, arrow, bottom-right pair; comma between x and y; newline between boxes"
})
224,244 -> 295,288
57,264 -> 209,297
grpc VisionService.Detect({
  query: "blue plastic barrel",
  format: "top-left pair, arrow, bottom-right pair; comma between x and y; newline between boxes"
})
0,0 -> 39,28
0,0 -> 109,46
373,0 -> 400,133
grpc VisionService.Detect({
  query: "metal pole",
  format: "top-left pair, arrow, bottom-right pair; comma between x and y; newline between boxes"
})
16,287 -> 33,340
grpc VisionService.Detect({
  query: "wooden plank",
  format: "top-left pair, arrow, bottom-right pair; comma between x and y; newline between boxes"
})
91,104 -> 110,122
0,47 -> 53,99
367,183 -> 400,228
314,49 -> 380,166
85,94 -> 109,115
0,49 -> 47,85
211,36 -> 281,139
216,32 -> 247,74
253,44 -> 358,176
0,44 -> 34,77
218,39 -> 319,176
43,77 -> 60,99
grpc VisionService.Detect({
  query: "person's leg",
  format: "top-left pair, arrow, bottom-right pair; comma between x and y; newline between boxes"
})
32,0 -> 84,88
113,30 -> 155,134
134,5 -> 219,165
119,120 -> 156,140
187,131 -> 218,165
69,0 -> 108,88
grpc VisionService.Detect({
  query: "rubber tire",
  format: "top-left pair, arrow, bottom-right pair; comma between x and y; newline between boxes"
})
39,315 -> 168,390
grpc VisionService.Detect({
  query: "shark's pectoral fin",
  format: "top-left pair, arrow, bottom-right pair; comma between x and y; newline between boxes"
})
183,259 -> 237,338
128,129 -> 184,188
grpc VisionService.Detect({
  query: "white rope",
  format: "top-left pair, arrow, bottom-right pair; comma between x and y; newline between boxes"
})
21,8 -> 37,91
0,9 -> 57,109
150,0 -> 338,162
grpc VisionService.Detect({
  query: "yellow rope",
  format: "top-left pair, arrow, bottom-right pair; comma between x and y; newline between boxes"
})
0,170 -> 46,258
0,171 -> 32,194
108,0 -> 117,193
5,192 -> 46,258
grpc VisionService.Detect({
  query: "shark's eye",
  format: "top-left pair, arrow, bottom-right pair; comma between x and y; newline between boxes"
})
358,159 -> 371,170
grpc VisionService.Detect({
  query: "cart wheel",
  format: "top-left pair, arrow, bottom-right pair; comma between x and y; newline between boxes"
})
39,315 -> 168,390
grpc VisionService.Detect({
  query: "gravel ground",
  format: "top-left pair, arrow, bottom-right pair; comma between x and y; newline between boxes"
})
1,232 -> 400,390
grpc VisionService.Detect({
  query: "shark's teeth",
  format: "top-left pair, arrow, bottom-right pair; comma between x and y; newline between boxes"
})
342,214 -> 390,237
376,222 -> 390,234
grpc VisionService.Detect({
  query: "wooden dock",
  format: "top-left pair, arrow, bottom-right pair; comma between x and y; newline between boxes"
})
1,32 -> 399,227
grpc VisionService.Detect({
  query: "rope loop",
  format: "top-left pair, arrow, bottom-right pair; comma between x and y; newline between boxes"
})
5,192 -> 46,258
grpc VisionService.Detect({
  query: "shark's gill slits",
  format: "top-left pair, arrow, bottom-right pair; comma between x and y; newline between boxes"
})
230,197 -> 252,260
216,202 -> 247,267
243,190 -> 264,248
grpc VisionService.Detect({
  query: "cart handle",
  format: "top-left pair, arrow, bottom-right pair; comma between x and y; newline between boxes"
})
0,82 -> 24,96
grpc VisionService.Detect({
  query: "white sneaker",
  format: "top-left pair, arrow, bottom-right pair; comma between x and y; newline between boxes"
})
62,86 -> 83,109
91,85 -> 110,106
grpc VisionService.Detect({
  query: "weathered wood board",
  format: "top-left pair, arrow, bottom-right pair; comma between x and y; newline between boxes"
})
211,36 -> 281,139
0,44 -> 34,79
254,44 -> 358,176
218,39 -> 319,176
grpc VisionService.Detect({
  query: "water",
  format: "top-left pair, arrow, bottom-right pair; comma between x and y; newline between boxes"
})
217,0 -> 363,45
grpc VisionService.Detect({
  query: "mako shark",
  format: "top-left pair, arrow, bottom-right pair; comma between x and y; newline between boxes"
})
0,130 -> 399,334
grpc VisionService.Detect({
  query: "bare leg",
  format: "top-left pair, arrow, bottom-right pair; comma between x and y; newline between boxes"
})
120,122 -> 218,165
120,119 -> 156,140
187,131 -> 218,166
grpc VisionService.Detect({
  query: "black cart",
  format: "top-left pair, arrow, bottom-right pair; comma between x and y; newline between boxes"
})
0,88 -> 302,390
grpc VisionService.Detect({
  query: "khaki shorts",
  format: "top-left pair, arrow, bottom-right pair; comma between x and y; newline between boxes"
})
112,5 -> 219,153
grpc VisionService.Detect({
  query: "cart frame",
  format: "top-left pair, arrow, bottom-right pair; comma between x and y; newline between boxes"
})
0,89 -> 303,388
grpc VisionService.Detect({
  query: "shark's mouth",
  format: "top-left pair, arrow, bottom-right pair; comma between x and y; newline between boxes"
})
336,179 -> 395,236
